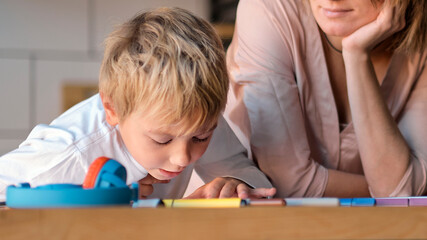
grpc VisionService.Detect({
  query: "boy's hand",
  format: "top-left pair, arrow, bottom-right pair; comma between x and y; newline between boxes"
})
185,177 -> 276,199
137,174 -> 170,199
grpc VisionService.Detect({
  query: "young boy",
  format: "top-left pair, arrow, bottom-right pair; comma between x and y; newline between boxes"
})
0,7 -> 274,202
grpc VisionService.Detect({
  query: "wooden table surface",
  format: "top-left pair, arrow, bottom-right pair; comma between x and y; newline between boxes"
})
2,206 -> 427,239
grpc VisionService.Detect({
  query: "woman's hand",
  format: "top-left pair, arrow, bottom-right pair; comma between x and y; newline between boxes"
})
340,0 -> 410,197
342,0 -> 405,54
185,177 -> 276,199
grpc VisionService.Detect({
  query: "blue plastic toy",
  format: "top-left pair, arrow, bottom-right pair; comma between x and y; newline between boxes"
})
6,157 -> 139,208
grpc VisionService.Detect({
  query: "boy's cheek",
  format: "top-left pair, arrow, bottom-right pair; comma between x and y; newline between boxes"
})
192,143 -> 211,163
133,152 -> 166,172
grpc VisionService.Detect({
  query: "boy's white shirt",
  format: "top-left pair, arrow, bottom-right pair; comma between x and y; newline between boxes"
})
0,94 -> 272,201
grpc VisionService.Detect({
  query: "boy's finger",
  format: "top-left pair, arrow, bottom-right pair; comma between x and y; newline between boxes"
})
183,188 -> 203,199
249,187 -> 277,199
201,178 -> 227,198
184,185 -> 213,199
236,184 -> 249,199
185,178 -> 229,199
138,184 -> 154,199
219,181 -> 240,198
138,174 -> 170,184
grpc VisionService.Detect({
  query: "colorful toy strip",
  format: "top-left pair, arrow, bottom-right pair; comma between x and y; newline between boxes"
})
133,197 -> 427,208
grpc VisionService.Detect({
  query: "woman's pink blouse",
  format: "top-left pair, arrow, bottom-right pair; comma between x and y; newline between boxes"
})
225,0 -> 427,197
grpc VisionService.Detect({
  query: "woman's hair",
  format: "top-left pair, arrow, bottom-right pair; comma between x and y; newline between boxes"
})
99,7 -> 228,134
386,0 -> 427,54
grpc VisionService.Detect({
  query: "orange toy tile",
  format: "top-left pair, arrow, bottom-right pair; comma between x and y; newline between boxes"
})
83,156 -> 110,189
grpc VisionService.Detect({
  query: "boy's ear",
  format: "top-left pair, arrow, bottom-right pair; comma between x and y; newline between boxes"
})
100,92 -> 119,126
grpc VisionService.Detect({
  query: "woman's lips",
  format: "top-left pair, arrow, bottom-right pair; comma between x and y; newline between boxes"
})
322,8 -> 353,18
159,169 -> 183,179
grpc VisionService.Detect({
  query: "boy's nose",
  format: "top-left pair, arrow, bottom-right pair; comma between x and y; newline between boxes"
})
170,143 -> 191,167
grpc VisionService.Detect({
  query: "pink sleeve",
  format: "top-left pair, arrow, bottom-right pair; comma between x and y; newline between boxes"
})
392,57 -> 427,196
225,0 -> 328,197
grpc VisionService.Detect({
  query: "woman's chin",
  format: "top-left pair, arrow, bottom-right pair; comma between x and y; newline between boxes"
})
322,27 -> 354,38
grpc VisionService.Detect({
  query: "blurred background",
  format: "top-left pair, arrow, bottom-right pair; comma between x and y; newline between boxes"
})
0,0 -> 238,155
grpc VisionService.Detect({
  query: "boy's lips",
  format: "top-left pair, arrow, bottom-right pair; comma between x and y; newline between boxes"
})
159,169 -> 183,179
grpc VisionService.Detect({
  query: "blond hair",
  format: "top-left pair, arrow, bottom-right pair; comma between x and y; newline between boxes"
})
99,7 -> 228,134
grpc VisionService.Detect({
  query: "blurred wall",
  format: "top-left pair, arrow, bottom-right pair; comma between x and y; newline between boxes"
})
0,0 -> 210,155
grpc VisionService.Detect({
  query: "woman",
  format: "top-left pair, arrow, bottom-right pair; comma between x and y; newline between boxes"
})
225,0 -> 427,198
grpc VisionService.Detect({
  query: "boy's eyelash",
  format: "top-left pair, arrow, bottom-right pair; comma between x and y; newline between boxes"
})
153,136 -> 210,145
192,136 -> 209,143
156,139 -> 172,145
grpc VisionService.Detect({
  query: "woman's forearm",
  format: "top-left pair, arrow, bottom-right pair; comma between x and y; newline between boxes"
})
343,51 -> 410,197
324,169 -> 370,198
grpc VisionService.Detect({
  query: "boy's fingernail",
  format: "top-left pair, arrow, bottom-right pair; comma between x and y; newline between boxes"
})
241,191 -> 248,198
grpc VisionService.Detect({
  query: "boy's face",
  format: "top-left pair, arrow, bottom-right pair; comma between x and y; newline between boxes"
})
118,112 -> 216,180
101,94 -> 216,180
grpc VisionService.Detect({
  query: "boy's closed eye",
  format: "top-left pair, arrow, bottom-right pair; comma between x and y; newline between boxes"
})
151,135 -> 211,145
149,124 -> 217,146
155,139 -> 173,145
192,136 -> 210,143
